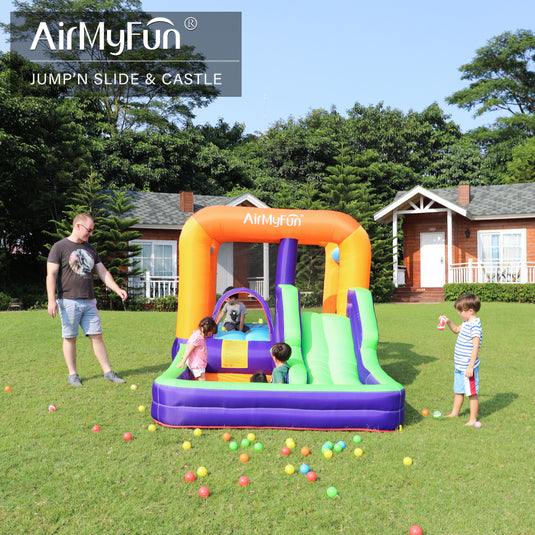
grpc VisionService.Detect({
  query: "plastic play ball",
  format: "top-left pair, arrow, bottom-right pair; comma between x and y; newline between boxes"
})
353,435 -> 362,444
299,464 -> 310,474
281,446 -> 291,456
300,446 -> 310,456
421,409 -> 429,416
254,442 -> 264,452
193,428 -> 202,437
184,471 -> 196,482
474,421 -> 482,428
92,425 -> 100,433
321,442 -> 333,452
148,424 -> 156,432
334,443 -> 343,452
354,448 -> 363,457
238,476 -> 249,487
433,410 -> 442,419
327,486 -> 338,498
403,457 -> 413,466
48,404 -> 56,412
197,466 -> 208,477
306,471 -> 317,482
4,386 -> 11,392
285,464 -> 295,475
198,486 -> 210,498
285,438 -> 296,449
182,441 -> 192,450
409,525 -> 423,535
337,440 -> 346,450
229,441 -> 238,451
222,432 -> 232,441
239,453 -> 249,463
123,432 -> 132,441
130,384 -> 137,390
246,432 -> 256,442
323,449 -> 333,459
241,438 -> 250,448
138,405 -> 145,412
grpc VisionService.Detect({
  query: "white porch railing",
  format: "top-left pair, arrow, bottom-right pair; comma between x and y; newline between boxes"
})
247,277 -> 265,297
450,260 -> 535,284
130,271 -> 179,299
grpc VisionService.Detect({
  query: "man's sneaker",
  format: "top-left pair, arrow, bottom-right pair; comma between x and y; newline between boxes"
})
68,374 -> 82,387
103,370 -> 126,383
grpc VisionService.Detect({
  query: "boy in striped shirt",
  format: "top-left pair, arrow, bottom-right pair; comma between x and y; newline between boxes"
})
439,294 -> 482,426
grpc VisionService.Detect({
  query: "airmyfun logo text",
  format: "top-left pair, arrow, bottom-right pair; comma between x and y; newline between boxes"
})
30,17 -> 181,56
243,213 -> 303,228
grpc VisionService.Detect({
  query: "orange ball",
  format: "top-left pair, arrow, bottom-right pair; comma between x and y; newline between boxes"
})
5,386 -> 11,392
421,409 -> 429,416
300,446 -> 310,456
222,432 -> 232,441
239,453 -> 249,463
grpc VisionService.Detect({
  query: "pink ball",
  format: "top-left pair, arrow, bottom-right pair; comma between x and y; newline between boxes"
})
238,476 -> 249,487
474,421 -> 482,428
409,525 -> 423,535
198,486 -> 210,498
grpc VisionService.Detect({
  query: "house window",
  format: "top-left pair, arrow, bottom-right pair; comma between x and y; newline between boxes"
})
477,229 -> 526,283
131,240 -> 177,277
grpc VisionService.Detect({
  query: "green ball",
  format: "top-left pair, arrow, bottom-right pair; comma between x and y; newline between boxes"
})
229,441 -> 238,450
241,438 -> 250,447
334,443 -> 342,452
353,435 -> 362,444
254,442 -> 263,451
327,486 -> 338,498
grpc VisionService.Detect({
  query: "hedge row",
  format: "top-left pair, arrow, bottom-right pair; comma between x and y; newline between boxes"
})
443,283 -> 535,303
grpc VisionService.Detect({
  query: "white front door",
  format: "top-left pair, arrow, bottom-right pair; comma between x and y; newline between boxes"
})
420,232 -> 445,287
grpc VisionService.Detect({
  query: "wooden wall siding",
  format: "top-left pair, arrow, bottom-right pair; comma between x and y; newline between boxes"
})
402,214 -> 535,287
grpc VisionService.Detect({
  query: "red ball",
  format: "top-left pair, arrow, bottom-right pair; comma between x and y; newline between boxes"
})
409,526 -> 423,535
198,486 -> 210,498
306,471 -> 317,482
184,471 -> 196,482
281,446 -> 291,456
238,476 -> 249,487
92,425 -> 100,433
123,432 -> 132,441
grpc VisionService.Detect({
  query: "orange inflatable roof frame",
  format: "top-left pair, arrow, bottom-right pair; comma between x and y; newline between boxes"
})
176,206 -> 371,339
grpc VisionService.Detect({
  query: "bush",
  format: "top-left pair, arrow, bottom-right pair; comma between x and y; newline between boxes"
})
443,283 -> 535,303
0,292 -> 11,311
150,294 -> 178,312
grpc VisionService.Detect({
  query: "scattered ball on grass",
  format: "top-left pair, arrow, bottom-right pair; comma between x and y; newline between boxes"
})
403,457 -> 413,466
238,476 -> 249,487
198,486 -> 210,498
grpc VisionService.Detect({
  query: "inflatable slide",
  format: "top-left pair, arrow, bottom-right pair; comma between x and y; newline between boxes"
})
151,206 -> 405,431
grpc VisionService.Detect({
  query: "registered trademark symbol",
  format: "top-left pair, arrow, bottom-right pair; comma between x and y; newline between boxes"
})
184,17 -> 198,31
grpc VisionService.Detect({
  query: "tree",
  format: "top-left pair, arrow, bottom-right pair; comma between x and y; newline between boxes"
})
446,30 -> 535,135
504,136 -> 535,183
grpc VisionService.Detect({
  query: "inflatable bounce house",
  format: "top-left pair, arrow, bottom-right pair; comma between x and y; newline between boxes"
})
151,206 -> 405,431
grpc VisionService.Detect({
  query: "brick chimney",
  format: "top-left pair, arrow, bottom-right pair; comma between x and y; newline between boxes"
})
180,191 -> 194,212
458,184 -> 470,205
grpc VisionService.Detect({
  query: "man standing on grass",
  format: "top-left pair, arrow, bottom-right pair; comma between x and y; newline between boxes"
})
46,213 -> 127,387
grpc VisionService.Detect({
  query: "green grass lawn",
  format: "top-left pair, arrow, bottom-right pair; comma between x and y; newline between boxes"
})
1,303 -> 533,534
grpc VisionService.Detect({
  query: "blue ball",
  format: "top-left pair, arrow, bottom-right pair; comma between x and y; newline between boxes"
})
299,464 -> 310,474
337,440 -> 346,450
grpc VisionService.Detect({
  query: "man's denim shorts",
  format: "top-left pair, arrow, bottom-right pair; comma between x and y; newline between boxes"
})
453,366 -> 479,396
57,298 -> 102,338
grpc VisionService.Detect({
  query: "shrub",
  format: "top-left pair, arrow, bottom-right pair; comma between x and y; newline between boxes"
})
443,283 -> 535,303
0,292 -> 11,311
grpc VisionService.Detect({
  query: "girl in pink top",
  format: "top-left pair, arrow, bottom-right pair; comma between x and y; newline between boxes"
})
177,316 -> 218,381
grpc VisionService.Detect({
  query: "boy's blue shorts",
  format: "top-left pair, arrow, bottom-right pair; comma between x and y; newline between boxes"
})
57,298 -> 102,338
453,367 -> 479,396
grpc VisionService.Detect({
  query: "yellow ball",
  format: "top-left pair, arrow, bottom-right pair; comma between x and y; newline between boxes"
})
403,456 -> 413,466
285,438 -> 296,449
130,384 -> 137,390
197,466 -> 207,477
193,428 -> 202,437
284,464 -> 295,475
323,448 -> 333,459
182,441 -> 192,450
354,447 -> 363,457
147,424 -> 156,432
138,405 -> 146,412
246,432 -> 256,442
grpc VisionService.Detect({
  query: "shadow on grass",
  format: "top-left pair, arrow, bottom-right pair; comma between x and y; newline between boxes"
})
85,362 -> 171,381
378,342 -> 437,386
476,392 -> 519,419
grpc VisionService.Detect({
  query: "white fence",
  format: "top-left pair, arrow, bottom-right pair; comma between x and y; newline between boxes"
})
130,272 -> 179,299
450,260 -> 535,284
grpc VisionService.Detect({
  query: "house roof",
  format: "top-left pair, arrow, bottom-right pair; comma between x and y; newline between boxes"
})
374,183 -> 535,223
122,191 -> 269,228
